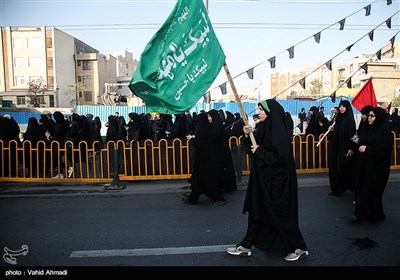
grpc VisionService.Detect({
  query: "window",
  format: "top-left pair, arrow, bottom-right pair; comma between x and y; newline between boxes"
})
82,61 -> 92,70
14,57 -> 24,67
47,76 -> 54,88
28,57 -> 42,67
13,38 -> 23,48
27,37 -> 41,48
46,37 -> 53,48
49,95 -> 54,107
47,57 -> 53,67
17,96 -> 26,105
84,92 -> 92,101
82,76 -> 92,87
15,76 -> 25,87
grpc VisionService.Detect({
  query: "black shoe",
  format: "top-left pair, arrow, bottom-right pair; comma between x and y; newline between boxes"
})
212,200 -> 226,206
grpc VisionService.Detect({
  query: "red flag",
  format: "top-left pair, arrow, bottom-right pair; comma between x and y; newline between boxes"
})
351,77 -> 378,112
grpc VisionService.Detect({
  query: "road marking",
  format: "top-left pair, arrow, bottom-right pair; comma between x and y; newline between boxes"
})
70,245 -> 234,258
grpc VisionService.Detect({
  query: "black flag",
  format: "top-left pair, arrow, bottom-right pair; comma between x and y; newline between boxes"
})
338,19 -> 345,30
287,46 -> 295,59
331,91 -> 336,102
313,32 -> 321,43
364,5 -> 371,16
361,63 -> 368,74
246,68 -> 254,80
346,44 -> 354,51
299,78 -> 306,89
346,78 -> 352,88
390,36 -> 395,48
376,49 -> 382,60
219,82 -> 227,95
386,18 -> 392,29
268,56 -> 276,69
325,60 -> 332,71
368,30 -> 374,41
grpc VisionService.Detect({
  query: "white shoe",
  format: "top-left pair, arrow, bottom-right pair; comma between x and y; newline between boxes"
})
53,173 -> 64,179
284,249 -> 308,261
226,245 -> 252,256
68,167 -> 73,178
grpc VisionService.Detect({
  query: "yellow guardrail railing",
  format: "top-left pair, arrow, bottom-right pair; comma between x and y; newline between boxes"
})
1,132 -> 399,183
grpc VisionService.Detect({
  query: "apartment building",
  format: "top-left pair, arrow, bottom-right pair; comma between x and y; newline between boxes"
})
0,26 -> 120,108
268,41 -> 399,102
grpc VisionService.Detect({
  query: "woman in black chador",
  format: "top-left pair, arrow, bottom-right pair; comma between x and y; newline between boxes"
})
328,100 -> 356,196
208,109 -> 237,193
183,112 -> 226,205
227,99 -> 308,262
352,107 -> 393,222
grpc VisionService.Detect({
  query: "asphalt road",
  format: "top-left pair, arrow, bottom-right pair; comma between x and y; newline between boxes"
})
1,171 -> 399,278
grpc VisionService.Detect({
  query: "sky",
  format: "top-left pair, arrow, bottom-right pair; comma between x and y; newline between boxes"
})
1,0 -> 399,100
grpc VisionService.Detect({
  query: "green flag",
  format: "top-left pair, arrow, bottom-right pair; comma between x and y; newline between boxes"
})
129,0 -> 226,114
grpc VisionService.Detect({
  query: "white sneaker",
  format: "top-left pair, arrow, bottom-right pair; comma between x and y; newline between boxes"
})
284,249 -> 308,261
226,245 -> 252,256
53,174 -> 64,179
68,167 -> 73,178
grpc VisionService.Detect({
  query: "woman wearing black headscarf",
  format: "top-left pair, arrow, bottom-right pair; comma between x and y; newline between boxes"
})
352,107 -> 393,222
328,100 -> 356,196
208,109 -> 237,193
183,112 -> 226,205
23,117 -> 46,177
227,99 -> 308,262
351,105 -> 374,206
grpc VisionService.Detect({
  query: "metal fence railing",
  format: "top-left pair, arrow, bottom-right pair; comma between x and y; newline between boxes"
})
1,133 -> 399,183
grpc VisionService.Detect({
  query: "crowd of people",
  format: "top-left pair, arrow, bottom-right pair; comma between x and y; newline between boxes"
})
0,109 -> 245,178
0,100 -> 399,263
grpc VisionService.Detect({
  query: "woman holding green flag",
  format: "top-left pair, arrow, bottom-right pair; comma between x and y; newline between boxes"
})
227,99 -> 308,262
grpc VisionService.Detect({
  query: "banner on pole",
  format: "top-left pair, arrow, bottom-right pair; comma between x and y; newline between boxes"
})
129,0 -> 226,114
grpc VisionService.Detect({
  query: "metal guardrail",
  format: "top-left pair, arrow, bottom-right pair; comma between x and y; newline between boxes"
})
1,133 -> 399,183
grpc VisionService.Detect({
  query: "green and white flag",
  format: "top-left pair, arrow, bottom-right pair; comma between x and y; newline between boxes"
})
129,0 -> 226,114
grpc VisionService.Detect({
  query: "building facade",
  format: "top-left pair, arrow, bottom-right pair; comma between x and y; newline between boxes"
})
0,26 -> 121,108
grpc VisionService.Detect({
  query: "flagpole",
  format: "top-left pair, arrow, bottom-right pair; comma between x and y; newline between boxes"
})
204,0 -> 211,112
316,121 -> 335,147
223,62 -> 257,146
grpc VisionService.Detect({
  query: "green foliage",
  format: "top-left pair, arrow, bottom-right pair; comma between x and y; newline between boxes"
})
392,94 -> 400,108
65,83 -> 87,107
26,79 -> 47,108
309,79 -> 323,96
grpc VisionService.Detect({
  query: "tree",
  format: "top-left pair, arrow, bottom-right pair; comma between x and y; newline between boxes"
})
392,93 -> 400,108
289,90 -> 297,97
27,79 -> 47,108
309,79 -> 323,97
65,83 -> 87,107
